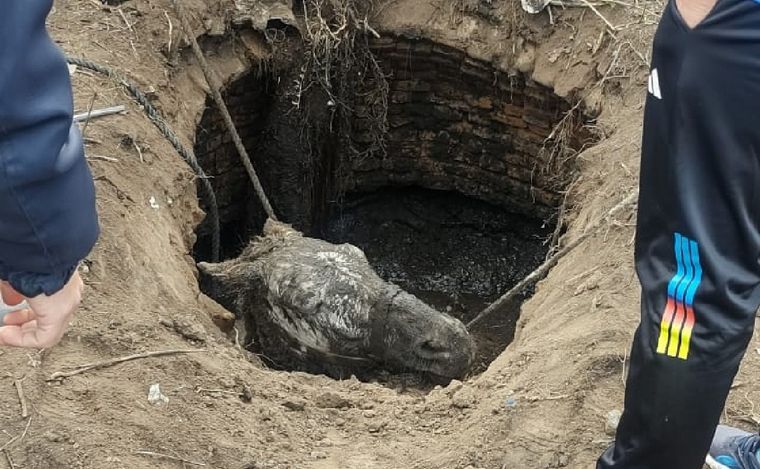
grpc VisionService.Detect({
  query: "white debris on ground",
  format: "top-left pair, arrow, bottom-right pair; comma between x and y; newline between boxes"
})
521,0 -> 551,13
148,384 -> 169,406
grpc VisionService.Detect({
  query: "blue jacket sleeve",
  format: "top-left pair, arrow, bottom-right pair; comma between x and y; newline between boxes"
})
0,1 -> 99,297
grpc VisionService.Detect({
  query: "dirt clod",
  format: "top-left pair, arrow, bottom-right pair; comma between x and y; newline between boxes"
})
451,389 -> 477,409
315,391 -> 351,409
44,430 -> 67,443
161,318 -> 206,343
282,399 -> 307,411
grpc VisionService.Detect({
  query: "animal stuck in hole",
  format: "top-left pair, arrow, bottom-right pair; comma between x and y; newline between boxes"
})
198,220 -> 475,379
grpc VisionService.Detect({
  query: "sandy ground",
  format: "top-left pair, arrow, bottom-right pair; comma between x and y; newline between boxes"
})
0,1 -> 756,468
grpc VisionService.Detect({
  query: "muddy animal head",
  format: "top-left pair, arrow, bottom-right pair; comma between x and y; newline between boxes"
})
369,286 -> 475,379
200,219 -> 475,379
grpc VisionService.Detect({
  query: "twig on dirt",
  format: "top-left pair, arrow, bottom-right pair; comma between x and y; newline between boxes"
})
172,0 -> 277,221
87,155 -> 120,163
131,138 -> 145,163
577,0 -> 618,31
12,380 -> 28,419
47,349 -> 205,381
135,450 -> 206,466
468,190 -> 638,329
621,40 -> 649,68
79,92 -> 99,140
74,105 -> 126,123
3,449 -> 15,469
89,0 -> 108,10
26,351 -> 42,369
118,8 -> 135,35
525,393 -> 570,402
195,387 -> 244,397
0,417 -> 32,452
164,10 -> 174,55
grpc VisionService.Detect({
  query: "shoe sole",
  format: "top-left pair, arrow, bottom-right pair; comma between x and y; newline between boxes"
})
706,454 -> 734,469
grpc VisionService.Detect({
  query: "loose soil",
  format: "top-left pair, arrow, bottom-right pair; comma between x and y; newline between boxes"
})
0,1 -> 750,469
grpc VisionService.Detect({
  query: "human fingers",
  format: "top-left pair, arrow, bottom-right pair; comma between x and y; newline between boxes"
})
0,318 -> 67,350
0,273 -> 82,349
3,308 -> 35,326
0,282 -> 24,306
0,320 -> 63,349
20,319 -> 38,333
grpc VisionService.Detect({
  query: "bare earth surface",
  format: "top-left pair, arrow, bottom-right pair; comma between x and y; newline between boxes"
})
0,1 -> 755,468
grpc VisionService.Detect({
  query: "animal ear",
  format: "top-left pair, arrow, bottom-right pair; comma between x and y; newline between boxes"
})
198,259 -> 257,281
197,261 -> 229,279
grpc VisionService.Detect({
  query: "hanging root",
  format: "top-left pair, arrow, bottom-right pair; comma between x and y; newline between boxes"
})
535,100 -> 598,194
296,0 -> 389,201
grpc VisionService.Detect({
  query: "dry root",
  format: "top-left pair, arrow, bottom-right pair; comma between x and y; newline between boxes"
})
296,0 -> 389,201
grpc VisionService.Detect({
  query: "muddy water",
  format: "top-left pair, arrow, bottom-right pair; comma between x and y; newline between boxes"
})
318,187 -> 553,374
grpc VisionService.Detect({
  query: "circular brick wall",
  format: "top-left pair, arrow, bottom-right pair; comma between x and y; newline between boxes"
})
192,37 -> 591,259
345,37 -> 590,219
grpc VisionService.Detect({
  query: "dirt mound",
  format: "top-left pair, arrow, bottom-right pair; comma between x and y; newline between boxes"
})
3,1 -> 753,469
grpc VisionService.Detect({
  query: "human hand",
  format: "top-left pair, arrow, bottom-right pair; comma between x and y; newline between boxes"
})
0,271 -> 84,348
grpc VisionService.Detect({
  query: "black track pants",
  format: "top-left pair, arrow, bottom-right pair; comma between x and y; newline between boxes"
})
597,1 -> 760,468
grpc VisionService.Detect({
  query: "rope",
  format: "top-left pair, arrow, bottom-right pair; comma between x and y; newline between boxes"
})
172,0 -> 278,221
65,56 -> 221,262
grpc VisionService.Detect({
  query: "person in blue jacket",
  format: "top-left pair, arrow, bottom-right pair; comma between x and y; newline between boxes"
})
0,1 -> 99,349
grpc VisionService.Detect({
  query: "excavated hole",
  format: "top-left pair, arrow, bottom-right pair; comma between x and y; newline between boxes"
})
192,37 -> 594,383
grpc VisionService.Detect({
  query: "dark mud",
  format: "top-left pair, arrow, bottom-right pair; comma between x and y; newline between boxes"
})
318,187 -> 554,373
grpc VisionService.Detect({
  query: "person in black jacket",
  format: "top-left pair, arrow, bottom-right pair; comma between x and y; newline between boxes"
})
0,1 -> 99,349
597,0 -> 760,467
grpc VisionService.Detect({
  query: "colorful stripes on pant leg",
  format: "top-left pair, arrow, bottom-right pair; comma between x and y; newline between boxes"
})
678,240 -> 702,359
656,234 -> 685,354
656,233 -> 703,360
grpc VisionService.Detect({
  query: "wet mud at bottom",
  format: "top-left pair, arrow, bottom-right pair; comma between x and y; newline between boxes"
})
319,187 -> 553,376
